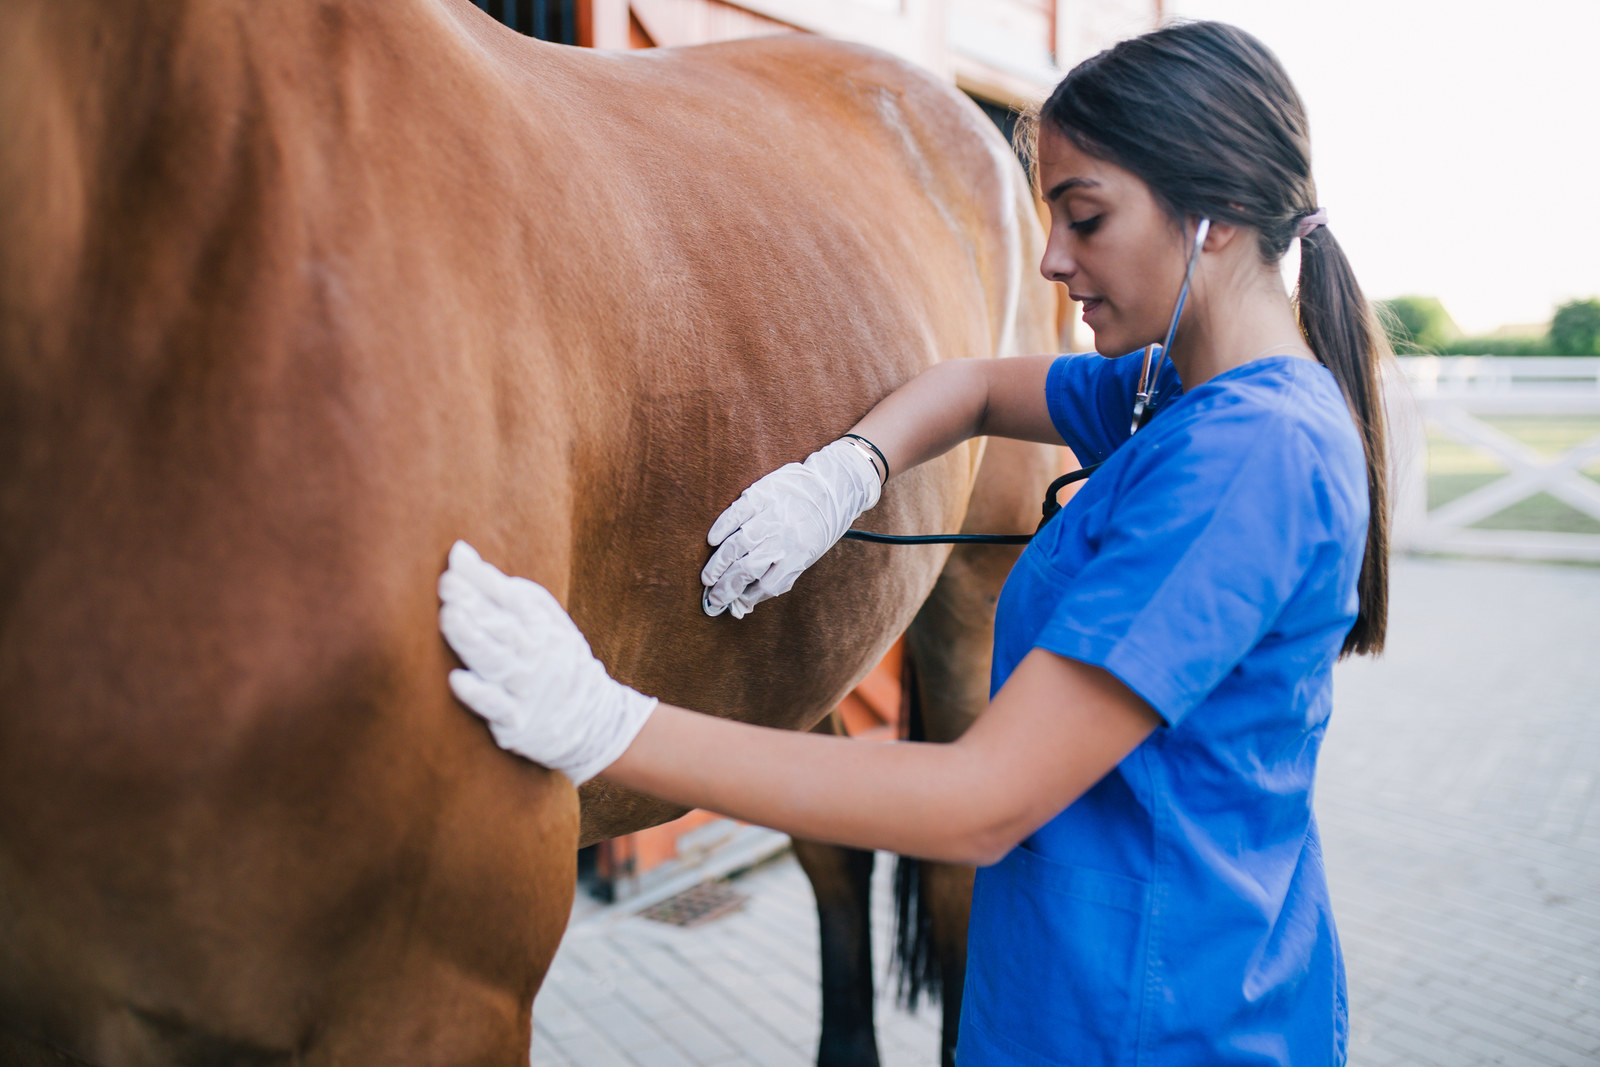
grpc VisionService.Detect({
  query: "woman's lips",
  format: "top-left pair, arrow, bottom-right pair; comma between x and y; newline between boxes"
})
1080,297 -> 1103,324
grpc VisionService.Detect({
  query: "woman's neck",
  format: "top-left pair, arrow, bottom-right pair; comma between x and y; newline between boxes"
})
1166,264 -> 1313,391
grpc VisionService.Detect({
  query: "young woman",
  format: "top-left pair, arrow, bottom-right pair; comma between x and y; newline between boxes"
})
438,21 -> 1388,1064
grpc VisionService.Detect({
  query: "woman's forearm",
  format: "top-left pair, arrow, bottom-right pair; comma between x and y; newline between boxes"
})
600,651 -> 1160,867
847,354 -> 1062,480
846,359 -> 990,483
604,704 -> 1011,865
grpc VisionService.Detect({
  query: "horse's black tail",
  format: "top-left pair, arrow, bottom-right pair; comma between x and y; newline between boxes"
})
891,653 -> 943,1010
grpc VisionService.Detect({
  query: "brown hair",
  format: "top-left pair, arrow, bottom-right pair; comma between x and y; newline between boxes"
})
1032,20 -> 1388,656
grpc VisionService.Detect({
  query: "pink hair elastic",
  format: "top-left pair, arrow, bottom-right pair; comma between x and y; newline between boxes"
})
1295,208 -> 1328,239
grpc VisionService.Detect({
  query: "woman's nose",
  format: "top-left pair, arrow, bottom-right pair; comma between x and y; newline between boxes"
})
1039,244 -> 1076,285
1038,228 -> 1077,284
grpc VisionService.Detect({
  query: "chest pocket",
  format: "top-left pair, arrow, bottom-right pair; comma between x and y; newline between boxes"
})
958,843 -> 1152,1066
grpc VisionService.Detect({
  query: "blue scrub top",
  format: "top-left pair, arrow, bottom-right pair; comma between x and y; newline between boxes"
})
955,352 -> 1366,1067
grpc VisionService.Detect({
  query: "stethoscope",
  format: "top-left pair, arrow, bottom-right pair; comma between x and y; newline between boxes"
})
843,217 -> 1211,546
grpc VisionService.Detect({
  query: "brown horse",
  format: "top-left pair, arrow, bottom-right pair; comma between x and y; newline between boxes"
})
0,1 -> 1061,1063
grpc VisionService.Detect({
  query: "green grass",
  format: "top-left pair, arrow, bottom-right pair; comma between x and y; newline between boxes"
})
1424,417 -> 1600,534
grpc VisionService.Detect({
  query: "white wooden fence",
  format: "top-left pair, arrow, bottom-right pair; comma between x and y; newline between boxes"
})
1390,356 -> 1600,562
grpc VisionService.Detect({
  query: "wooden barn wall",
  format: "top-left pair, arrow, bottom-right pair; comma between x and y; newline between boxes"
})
1055,0 -> 1167,67
629,0 -> 797,48
570,0 -> 1163,104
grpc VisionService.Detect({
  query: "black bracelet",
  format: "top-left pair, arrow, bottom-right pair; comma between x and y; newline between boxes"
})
841,433 -> 890,484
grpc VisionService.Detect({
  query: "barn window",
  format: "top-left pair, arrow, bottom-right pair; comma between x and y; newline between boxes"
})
472,0 -> 578,45
967,94 -> 1027,164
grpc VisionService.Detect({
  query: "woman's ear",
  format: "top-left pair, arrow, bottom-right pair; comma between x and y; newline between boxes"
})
1200,219 -> 1244,253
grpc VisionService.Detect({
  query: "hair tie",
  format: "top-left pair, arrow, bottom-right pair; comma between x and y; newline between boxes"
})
1294,208 -> 1328,239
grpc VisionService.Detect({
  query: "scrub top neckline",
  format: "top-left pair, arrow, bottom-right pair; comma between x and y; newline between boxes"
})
1172,351 -> 1323,397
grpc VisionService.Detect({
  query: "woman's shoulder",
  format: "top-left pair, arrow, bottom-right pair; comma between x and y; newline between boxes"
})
1045,349 -> 1181,463
1169,357 -> 1359,455
1128,358 -> 1368,524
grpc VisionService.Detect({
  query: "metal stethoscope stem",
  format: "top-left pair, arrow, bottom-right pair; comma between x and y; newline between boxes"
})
1130,217 -> 1211,435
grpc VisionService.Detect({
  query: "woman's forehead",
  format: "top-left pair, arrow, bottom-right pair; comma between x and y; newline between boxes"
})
1037,127 -> 1131,203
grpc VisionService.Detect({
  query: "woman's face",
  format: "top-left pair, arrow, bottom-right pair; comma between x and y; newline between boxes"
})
1036,123 -> 1191,357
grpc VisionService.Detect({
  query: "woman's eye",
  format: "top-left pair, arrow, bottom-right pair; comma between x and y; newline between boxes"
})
1068,215 -> 1102,235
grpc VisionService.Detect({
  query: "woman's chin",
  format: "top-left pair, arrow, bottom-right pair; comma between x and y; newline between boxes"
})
1089,330 -> 1122,358
1090,330 -> 1160,360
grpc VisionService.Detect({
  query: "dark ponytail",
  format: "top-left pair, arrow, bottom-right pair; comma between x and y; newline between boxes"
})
1036,20 -> 1389,656
1297,226 -> 1389,655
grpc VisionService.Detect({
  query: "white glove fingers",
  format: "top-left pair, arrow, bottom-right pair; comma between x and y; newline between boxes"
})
749,558 -> 802,603
705,540 -> 784,615
701,524 -> 780,599
722,553 -> 793,619
698,445 -> 879,620
440,543 -> 661,785
448,668 -> 522,734
440,602 -> 528,683
446,544 -> 573,652
504,571 -> 575,637
445,540 -> 528,615
700,527 -> 757,589
439,570 -> 516,637
708,494 -> 761,547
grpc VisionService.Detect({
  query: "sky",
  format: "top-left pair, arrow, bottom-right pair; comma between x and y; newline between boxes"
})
1163,0 -> 1600,335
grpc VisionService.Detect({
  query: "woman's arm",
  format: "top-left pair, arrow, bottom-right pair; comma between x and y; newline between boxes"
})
606,647 -> 1161,866
700,352 -> 1068,618
440,542 -> 1159,864
846,353 -> 1066,479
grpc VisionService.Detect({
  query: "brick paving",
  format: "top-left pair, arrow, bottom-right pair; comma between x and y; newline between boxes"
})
533,557 -> 1600,1065
536,846 -> 941,1066
1321,558 -> 1600,1066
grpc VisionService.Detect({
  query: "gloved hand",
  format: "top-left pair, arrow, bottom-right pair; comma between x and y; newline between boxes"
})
438,541 -> 658,785
701,437 -> 883,619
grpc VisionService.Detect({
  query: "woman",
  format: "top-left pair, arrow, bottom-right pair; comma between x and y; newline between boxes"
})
439,21 -> 1387,1064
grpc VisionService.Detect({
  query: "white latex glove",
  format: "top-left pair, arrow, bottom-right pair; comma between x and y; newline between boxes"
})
701,437 -> 883,619
438,541 -> 657,785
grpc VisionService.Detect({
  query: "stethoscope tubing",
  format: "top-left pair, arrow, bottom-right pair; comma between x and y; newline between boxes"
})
1130,218 -> 1210,434
842,461 -> 1103,545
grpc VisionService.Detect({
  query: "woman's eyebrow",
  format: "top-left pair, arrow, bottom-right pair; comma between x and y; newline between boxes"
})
1044,177 -> 1101,203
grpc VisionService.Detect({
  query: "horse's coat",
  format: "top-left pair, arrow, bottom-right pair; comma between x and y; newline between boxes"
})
0,1 -> 1061,1061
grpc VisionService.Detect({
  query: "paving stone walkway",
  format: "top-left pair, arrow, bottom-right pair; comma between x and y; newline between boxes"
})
533,557 -> 1600,1065
1320,558 -> 1600,1066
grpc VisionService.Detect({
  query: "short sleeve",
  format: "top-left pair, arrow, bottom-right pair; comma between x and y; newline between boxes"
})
1045,350 -> 1184,463
1034,407 -> 1335,726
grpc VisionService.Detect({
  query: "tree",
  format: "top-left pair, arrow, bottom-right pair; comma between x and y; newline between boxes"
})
1376,296 -> 1460,353
1548,298 -> 1600,356
1437,336 -> 1544,356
